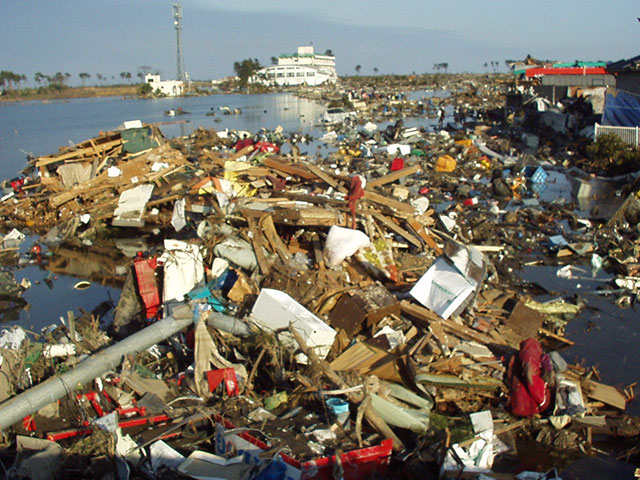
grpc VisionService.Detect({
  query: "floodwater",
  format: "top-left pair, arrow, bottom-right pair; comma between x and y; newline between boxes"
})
0,92 -> 326,177
0,92 -> 638,417
520,265 -> 639,416
0,92 -> 327,334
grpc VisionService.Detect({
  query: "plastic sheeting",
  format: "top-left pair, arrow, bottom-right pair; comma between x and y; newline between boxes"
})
161,240 -> 205,302
601,88 -> 640,127
121,127 -> 158,154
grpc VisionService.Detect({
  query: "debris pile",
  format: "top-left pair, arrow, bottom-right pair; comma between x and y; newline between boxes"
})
0,75 -> 639,479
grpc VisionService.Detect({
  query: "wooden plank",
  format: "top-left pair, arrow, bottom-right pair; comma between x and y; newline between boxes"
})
260,214 -> 292,263
538,327 -> 575,345
304,163 -> 348,193
457,420 -> 526,448
372,212 -> 422,248
400,299 -> 442,326
428,319 -> 451,354
407,218 -> 442,254
146,194 -> 182,208
227,144 -> 254,161
400,300 -> 508,350
246,216 -> 271,276
274,206 -> 346,227
36,137 -> 123,167
200,149 -> 226,168
362,190 -> 414,217
243,206 -> 348,227
50,181 -> 112,208
441,317 -> 507,349
367,165 -> 421,188
262,157 -> 317,180
583,380 -> 627,410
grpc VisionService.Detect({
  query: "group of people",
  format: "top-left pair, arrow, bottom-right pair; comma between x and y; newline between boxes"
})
436,104 -> 478,129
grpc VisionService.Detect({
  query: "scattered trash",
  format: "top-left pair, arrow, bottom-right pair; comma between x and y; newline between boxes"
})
0,73 -> 638,479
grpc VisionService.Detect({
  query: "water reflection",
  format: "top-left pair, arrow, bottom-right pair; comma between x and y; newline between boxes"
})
0,93 -> 326,180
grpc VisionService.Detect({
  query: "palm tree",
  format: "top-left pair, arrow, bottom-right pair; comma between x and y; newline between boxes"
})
355,64 -> 361,75
79,72 -> 90,85
373,67 -> 379,75
34,72 -> 49,87
51,72 -> 65,86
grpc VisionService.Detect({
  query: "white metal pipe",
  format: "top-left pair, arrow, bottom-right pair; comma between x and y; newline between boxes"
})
0,314 -> 193,431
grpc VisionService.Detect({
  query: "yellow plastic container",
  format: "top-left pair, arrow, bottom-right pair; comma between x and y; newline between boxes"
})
435,155 -> 457,172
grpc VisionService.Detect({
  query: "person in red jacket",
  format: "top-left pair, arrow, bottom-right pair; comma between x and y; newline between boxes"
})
506,338 -> 553,417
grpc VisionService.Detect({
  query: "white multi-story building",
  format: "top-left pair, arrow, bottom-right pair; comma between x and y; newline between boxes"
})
144,74 -> 184,96
252,46 -> 338,87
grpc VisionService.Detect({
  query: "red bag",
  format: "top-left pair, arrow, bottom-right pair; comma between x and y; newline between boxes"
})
507,338 -> 550,416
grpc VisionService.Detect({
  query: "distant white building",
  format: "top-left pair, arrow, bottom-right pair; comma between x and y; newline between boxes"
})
252,46 -> 338,87
144,74 -> 184,96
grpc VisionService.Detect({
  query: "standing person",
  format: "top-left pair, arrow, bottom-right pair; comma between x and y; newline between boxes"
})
438,107 -> 446,129
453,106 -> 461,124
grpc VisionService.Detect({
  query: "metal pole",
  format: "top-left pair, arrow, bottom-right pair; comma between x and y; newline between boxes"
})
173,3 -> 185,82
0,314 -> 193,431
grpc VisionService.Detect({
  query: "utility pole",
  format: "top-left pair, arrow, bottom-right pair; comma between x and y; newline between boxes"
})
173,3 -> 185,82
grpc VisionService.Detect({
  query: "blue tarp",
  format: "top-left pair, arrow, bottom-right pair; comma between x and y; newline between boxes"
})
602,89 -> 640,127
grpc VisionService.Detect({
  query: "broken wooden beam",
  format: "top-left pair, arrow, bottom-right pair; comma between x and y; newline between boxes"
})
288,324 -> 405,451
362,190 -> 414,217
304,163 -> 348,193
262,157 -> 317,180
367,165 -> 421,189
372,212 -> 422,248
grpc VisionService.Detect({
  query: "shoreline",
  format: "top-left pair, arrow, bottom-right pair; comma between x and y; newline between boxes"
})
0,84 -> 140,103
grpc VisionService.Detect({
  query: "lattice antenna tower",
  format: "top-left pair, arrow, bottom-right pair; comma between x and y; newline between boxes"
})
173,3 -> 185,82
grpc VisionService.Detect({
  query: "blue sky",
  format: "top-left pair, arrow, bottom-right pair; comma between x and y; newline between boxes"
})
2,0 -> 639,85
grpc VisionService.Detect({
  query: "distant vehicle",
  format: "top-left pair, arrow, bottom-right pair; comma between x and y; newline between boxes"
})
320,107 -> 357,125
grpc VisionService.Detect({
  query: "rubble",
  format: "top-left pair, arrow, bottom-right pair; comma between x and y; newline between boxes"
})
0,73 -> 638,479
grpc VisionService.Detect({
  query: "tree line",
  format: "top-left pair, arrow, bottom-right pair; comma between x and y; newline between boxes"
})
0,68 -> 156,91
